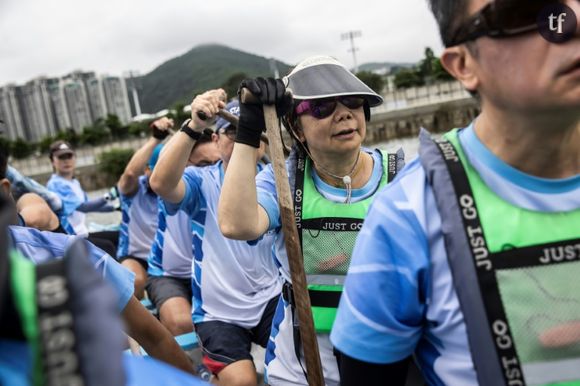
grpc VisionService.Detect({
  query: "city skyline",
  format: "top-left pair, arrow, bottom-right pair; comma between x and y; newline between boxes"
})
0,71 -> 132,142
0,0 -> 443,86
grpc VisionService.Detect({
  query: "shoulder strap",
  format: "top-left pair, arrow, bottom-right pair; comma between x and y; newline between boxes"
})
418,128 -> 506,386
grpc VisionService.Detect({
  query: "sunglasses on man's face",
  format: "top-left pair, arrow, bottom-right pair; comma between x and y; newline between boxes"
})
295,96 -> 366,120
56,153 -> 74,161
448,0 -> 560,47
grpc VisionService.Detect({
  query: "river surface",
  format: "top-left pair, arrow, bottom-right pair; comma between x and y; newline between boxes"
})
86,136 -> 421,228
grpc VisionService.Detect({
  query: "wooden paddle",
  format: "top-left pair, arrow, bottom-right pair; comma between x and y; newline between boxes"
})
239,89 -> 324,386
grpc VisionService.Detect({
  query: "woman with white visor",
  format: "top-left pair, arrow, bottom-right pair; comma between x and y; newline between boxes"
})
219,56 -> 404,385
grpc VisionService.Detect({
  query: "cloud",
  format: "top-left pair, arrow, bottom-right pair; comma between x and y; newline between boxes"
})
0,0 -> 443,85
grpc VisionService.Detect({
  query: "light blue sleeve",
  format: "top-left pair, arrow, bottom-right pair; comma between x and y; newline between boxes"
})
330,182 -> 429,364
47,179 -> 83,216
256,165 -> 281,231
164,167 -> 203,216
7,166 -> 63,212
83,241 -> 135,311
124,355 -> 208,385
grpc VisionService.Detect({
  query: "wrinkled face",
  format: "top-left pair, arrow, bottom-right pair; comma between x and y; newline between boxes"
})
297,101 -> 366,158
467,0 -> 580,116
188,140 -> 221,167
51,152 -> 76,175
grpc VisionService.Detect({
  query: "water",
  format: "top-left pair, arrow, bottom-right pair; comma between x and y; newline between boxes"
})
86,136 -> 421,227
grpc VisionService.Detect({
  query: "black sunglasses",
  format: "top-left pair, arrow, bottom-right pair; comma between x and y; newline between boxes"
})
447,0 -> 560,47
295,96 -> 366,119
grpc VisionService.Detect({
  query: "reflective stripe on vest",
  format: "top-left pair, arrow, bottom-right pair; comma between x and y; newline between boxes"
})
419,128 -> 580,386
293,149 -> 394,332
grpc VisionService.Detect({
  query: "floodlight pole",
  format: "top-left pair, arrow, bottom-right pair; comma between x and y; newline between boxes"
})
341,30 -> 362,73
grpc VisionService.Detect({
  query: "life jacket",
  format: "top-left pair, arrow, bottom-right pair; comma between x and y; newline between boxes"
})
419,128 -> 580,386
291,147 -> 401,333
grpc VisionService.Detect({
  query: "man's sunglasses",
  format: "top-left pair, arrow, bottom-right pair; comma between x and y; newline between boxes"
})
56,153 -> 74,161
295,96 -> 366,120
447,0 -> 559,47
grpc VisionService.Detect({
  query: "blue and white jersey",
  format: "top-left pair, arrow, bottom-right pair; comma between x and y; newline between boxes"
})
330,124 -> 580,385
118,176 -> 158,260
168,162 -> 281,329
46,174 -> 88,236
8,225 -> 135,311
147,198 -> 193,279
256,148 -> 386,282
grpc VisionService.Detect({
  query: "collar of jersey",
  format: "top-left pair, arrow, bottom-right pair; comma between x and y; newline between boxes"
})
460,122 -> 580,194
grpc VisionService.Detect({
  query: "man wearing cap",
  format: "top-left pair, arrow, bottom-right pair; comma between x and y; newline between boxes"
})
151,90 -> 281,386
46,140 -> 119,256
144,120 -> 220,336
116,117 -> 172,299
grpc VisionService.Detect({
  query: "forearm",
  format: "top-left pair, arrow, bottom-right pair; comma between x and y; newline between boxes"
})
118,137 -> 161,195
139,329 -> 194,374
77,197 -> 115,213
219,143 -> 264,240
123,297 -> 194,374
150,132 -> 194,202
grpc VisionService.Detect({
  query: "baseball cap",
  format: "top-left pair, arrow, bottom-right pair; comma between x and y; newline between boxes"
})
216,100 -> 240,132
49,140 -> 75,159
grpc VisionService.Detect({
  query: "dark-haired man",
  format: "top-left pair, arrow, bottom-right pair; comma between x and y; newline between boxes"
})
331,1 -> 580,385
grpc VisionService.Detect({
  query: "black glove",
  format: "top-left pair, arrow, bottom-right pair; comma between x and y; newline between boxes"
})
236,77 -> 293,148
150,122 -> 170,140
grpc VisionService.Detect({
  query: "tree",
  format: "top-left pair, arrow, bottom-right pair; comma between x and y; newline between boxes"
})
98,148 -> 134,181
221,72 -> 248,100
355,71 -> 386,94
11,138 -> 36,159
106,114 -> 127,139
80,119 -> 110,146
393,68 -> 424,89
39,135 -> 56,153
128,121 -> 149,137
55,129 -> 79,147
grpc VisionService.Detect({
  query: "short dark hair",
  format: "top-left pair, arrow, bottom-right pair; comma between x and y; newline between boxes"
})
427,0 -> 472,47
0,145 -> 8,180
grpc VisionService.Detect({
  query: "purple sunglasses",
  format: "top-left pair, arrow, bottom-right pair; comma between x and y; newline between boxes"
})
295,96 -> 366,119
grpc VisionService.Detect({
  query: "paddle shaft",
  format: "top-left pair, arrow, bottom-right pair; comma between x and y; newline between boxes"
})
240,89 -> 324,386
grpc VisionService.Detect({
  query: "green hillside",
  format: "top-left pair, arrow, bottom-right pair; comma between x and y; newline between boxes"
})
137,44 -> 292,113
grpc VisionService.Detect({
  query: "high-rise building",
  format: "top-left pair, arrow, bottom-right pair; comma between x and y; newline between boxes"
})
0,85 -> 27,140
1,70 -> 133,141
62,75 -> 92,132
85,76 -> 108,121
102,76 -> 131,124
20,78 -> 58,141
46,78 -> 71,131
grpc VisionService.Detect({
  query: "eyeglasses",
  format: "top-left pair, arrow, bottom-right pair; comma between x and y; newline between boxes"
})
56,153 -> 74,161
447,0 -> 559,47
295,96 -> 366,119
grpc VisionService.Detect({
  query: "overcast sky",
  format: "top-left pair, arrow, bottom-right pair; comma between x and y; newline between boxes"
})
0,0 -> 443,86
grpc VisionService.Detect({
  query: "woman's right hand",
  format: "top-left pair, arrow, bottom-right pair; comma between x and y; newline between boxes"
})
236,77 -> 292,148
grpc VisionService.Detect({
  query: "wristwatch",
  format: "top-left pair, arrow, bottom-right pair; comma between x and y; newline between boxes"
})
180,119 -> 202,141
